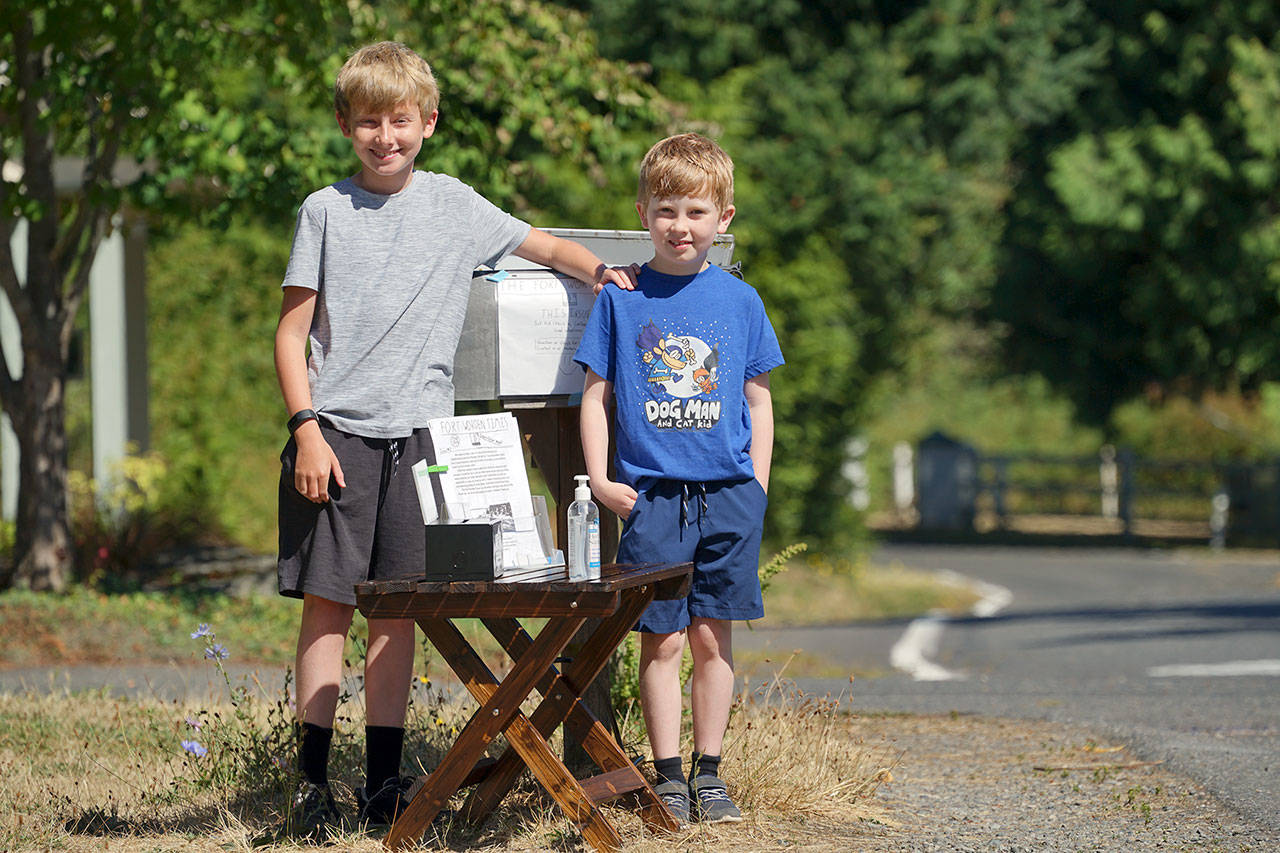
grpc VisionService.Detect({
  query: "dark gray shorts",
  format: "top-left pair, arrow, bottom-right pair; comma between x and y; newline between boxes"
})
277,422 -> 433,605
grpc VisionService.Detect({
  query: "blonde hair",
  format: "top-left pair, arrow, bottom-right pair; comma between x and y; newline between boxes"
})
637,133 -> 734,212
334,42 -> 439,121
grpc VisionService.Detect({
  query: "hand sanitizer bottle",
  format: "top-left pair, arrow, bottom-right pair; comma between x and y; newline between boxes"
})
567,474 -> 601,581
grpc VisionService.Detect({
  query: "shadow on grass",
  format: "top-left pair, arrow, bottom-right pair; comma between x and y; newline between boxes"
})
61,781 -> 594,851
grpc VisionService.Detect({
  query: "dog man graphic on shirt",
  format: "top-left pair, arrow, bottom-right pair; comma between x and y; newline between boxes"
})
637,320 -> 695,391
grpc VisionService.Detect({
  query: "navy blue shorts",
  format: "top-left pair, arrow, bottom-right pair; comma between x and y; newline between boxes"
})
618,477 -> 767,633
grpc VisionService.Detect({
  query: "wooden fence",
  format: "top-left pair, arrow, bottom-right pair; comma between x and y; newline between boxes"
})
902,437 -> 1280,545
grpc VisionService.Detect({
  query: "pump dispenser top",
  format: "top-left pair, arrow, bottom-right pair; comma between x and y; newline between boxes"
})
574,474 -> 591,502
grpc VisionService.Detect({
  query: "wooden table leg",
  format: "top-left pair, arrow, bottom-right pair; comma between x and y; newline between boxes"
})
384,615 -> 584,850
425,616 -> 625,852
461,585 -> 681,834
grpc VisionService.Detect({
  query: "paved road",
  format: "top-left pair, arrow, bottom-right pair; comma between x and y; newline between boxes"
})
738,544 -> 1280,836
0,661 -> 285,703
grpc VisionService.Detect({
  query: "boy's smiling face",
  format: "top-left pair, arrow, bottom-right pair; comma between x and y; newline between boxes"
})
337,101 -> 438,195
637,190 -> 735,276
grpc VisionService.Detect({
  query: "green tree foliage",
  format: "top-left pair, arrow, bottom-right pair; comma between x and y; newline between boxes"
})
146,221 -> 288,552
0,0 -> 328,590
161,0 -> 666,225
993,3 -> 1280,421
0,0 -> 662,589
568,0 -> 1103,548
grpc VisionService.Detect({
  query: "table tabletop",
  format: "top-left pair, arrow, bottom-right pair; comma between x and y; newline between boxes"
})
355,561 -> 692,619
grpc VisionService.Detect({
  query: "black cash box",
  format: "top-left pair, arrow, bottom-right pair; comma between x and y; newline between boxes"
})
424,519 -> 503,582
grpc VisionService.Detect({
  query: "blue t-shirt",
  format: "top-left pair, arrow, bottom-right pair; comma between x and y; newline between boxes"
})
573,263 -> 784,486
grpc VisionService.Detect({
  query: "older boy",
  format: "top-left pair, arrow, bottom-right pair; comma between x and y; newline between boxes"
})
573,133 -> 783,824
275,41 -> 636,839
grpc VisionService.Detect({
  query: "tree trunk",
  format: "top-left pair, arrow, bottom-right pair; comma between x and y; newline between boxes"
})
7,358 -> 72,591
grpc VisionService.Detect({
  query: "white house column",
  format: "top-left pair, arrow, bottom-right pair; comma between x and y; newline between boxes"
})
89,216 -> 149,485
1,220 -> 27,523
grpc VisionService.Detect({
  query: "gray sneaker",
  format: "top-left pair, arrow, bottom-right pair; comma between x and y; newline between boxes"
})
691,774 -> 742,823
654,778 -> 691,825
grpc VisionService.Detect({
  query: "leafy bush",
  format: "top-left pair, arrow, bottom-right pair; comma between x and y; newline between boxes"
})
1110,387 -> 1280,461
0,519 -> 12,569
147,219 -> 290,553
67,450 -> 206,587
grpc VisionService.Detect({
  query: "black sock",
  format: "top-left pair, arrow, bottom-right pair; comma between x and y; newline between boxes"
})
691,751 -> 721,779
298,722 -> 333,786
365,725 -> 405,791
653,756 -> 685,786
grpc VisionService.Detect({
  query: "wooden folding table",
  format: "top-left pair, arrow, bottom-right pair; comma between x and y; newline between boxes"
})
354,561 -> 692,851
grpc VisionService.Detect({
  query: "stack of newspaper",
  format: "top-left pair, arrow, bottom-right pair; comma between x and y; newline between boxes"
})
411,412 -> 566,582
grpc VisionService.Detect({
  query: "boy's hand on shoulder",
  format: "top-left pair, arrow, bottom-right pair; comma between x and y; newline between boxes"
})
593,480 -> 638,519
293,426 -> 346,503
594,263 -> 641,294
512,229 -> 638,292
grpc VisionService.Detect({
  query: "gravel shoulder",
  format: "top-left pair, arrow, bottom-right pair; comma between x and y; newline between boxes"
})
853,712 -> 1276,852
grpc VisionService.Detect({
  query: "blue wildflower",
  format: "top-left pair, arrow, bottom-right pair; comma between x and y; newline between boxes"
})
184,715 -> 202,730
190,623 -> 213,640
204,643 -> 229,660
181,739 -> 208,758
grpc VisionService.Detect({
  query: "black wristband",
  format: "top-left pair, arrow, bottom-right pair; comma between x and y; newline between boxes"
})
287,408 -> 318,434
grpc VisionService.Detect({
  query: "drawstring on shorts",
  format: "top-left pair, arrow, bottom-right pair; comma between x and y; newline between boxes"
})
376,437 -> 405,513
680,482 -> 709,530
388,437 -> 402,473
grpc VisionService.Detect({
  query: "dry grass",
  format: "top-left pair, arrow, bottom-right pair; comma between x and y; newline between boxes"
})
758,559 -> 980,627
735,647 -> 888,680
0,667 -> 895,852
726,675 -> 898,819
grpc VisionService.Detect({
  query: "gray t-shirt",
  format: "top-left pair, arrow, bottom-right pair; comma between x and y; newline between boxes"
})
282,171 -> 531,438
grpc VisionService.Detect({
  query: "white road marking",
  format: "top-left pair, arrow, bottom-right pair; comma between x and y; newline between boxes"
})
890,572 -> 1014,682
938,570 -> 1014,618
1147,659 -> 1280,678
890,613 -> 962,681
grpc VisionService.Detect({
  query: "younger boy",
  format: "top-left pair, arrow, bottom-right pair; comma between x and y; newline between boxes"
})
275,41 -> 636,839
573,133 -> 783,823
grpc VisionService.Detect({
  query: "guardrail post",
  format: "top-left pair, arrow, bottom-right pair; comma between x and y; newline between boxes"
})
1099,445 -> 1119,519
893,441 -> 915,522
843,437 -> 870,512
1118,448 -> 1135,536
992,458 -> 1008,522
1210,489 -> 1229,550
